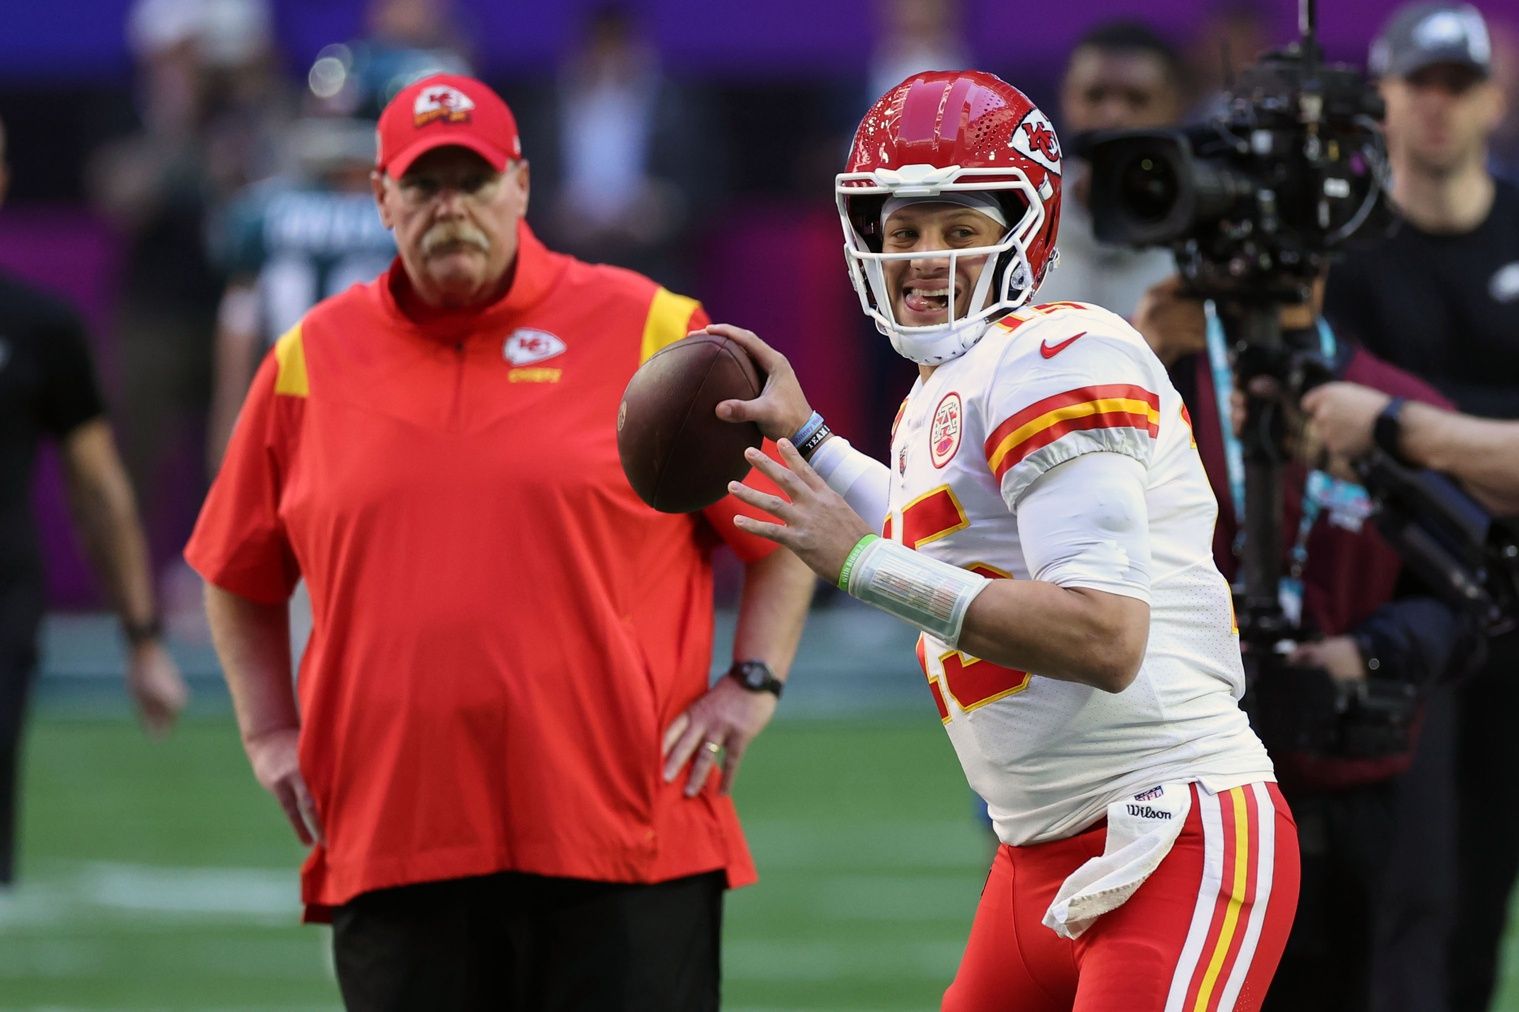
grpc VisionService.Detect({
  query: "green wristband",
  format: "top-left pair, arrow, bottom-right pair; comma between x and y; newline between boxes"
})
836,534 -> 880,591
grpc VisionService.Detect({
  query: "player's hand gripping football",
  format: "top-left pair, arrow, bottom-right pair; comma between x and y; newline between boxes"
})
705,324 -> 815,441
727,440 -> 874,587
704,323 -> 874,579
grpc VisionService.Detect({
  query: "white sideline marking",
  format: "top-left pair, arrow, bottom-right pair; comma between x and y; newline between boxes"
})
0,861 -> 297,928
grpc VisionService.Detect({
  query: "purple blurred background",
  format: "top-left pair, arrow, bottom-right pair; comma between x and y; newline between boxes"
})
0,0 -> 1498,81
2,0 -> 1516,611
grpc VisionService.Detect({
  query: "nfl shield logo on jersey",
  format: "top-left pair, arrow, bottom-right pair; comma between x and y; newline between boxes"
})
503,329 -> 567,366
931,392 -> 963,468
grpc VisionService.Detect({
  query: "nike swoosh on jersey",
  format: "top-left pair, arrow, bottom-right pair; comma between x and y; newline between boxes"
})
1039,332 -> 1086,358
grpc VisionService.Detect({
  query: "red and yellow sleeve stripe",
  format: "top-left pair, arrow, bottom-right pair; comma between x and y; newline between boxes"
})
984,384 -> 1160,483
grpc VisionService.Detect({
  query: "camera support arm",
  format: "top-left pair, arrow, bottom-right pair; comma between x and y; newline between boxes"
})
1220,301 -> 1294,645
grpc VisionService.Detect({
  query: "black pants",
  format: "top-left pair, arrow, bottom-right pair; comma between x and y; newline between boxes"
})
1264,780 -> 1398,1012
1450,632 -> 1519,1012
331,869 -> 724,1012
0,655 -> 32,887
1265,691 -> 1457,1012
0,592 -> 39,881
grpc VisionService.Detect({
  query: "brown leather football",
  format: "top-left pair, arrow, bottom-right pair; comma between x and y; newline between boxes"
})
617,333 -> 764,513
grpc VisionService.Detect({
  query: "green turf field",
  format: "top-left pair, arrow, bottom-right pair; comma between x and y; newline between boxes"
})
1,712 -> 991,1010
6,712 -> 1519,1010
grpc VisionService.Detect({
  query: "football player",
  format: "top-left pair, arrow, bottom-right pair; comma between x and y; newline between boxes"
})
718,71 -> 1300,1011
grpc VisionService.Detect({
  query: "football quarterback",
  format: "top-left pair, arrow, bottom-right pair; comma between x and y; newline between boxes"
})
720,70 -> 1300,1012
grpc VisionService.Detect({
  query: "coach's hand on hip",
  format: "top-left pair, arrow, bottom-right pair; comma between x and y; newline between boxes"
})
663,677 -> 778,797
245,726 -> 324,846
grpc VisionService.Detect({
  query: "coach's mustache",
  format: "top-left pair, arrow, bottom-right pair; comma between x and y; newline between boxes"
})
422,223 -> 490,255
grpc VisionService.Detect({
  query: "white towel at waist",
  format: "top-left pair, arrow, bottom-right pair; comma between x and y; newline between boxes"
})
1042,781 -> 1193,940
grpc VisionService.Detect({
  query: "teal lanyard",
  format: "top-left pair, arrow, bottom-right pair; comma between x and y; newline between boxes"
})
1203,305 -> 1340,616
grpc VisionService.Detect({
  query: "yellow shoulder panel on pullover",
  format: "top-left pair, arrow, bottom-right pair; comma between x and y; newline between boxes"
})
273,324 -> 309,397
639,288 -> 701,364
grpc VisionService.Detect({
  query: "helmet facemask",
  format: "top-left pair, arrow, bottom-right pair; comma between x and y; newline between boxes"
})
837,164 -> 1050,366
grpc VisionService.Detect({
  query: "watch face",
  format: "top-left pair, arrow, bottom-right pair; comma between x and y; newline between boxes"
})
732,661 -> 780,695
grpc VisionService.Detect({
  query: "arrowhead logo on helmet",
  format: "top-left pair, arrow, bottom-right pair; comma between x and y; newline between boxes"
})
1014,110 -> 1062,175
836,71 -> 1064,367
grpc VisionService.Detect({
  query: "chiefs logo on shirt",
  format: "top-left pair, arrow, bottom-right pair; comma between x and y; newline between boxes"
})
503,328 -> 566,366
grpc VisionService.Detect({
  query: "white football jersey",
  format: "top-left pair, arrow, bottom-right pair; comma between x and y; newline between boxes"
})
883,301 -> 1274,846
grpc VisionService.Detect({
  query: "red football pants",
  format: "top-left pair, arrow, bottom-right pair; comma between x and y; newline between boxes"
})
943,782 -> 1299,1012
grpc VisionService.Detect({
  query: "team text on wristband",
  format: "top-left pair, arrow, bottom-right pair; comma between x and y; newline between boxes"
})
789,411 -> 833,460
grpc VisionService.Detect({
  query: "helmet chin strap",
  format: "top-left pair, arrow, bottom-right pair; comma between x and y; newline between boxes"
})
880,248 -> 1006,366
883,313 -> 996,366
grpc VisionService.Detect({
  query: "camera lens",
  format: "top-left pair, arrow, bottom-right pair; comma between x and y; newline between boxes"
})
1120,155 -> 1179,225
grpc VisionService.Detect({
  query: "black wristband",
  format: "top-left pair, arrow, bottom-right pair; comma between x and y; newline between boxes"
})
796,422 -> 833,461
1372,397 -> 1407,463
123,616 -> 163,646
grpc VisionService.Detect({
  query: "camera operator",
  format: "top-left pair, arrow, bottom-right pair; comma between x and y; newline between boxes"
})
1035,19 -> 1185,315
1319,5 -> 1519,1008
1135,275 -> 1479,1012
1304,382 -> 1519,516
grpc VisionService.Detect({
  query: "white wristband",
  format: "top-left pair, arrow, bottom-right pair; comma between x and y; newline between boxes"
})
847,537 -> 990,648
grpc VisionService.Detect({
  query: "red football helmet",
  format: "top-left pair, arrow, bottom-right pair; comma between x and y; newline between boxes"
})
837,70 -> 1063,364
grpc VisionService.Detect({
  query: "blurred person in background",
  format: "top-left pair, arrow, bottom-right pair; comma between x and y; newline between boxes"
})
1136,271 -> 1475,1012
867,0 -> 971,105
816,0 -> 975,195
87,0 -> 291,599
1035,19 -> 1188,315
1186,0 -> 1274,118
186,74 -> 813,1009
1321,5 -> 1519,1009
315,0 -> 474,121
0,115 -> 188,889
361,0 -> 474,84
528,3 -> 721,292
1485,18 -> 1518,179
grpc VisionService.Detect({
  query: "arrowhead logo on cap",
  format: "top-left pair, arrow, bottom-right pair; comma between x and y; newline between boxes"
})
413,85 -> 476,128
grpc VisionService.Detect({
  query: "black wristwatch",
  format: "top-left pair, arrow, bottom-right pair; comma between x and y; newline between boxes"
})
1372,396 -> 1407,463
122,616 -> 163,647
727,660 -> 784,698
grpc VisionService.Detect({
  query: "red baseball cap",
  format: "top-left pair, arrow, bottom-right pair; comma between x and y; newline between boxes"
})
375,74 -> 522,178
